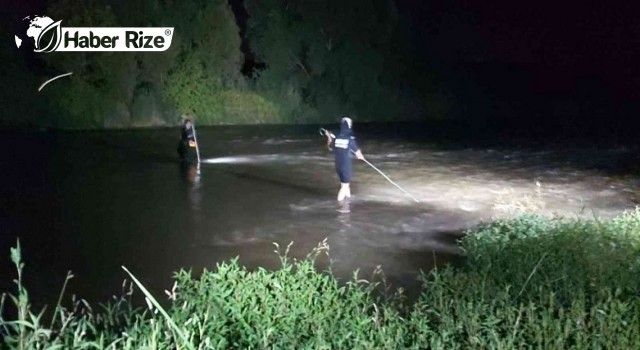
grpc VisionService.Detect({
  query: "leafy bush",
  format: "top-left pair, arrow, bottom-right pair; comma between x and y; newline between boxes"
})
208,90 -> 281,124
462,212 -> 640,304
2,211 -> 640,348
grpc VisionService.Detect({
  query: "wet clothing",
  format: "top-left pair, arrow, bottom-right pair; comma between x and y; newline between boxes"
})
331,120 -> 359,183
177,125 -> 197,162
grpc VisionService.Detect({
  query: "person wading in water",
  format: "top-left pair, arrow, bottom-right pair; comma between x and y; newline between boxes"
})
324,117 -> 365,201
177,119 -> 197,163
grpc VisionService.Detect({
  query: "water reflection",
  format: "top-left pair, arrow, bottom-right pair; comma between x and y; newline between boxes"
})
179,162 -> 202,225
337,199 -> 351,214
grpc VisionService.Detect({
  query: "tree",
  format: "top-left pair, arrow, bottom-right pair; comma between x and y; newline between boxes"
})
162,0 -> 244,123
245,0 -> 423,122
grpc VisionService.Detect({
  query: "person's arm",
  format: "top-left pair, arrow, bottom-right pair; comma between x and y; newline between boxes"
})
325,132 -> 335,150
350,137 -> 365,160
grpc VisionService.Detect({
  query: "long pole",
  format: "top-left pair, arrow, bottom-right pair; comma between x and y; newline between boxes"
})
191,122 -> 201,168
320,127 -> 420,203
354,151 -> 421,203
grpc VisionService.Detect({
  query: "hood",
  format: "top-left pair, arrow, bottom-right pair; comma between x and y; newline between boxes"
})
339,117 -> 352,135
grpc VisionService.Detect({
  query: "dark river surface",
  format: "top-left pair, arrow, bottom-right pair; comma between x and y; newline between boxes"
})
2,124 -> 640,305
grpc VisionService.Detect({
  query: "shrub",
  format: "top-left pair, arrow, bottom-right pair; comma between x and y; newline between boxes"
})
2,211 -> 640,348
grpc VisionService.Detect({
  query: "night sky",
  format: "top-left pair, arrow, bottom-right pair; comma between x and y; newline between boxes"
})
395,0 -> 640,100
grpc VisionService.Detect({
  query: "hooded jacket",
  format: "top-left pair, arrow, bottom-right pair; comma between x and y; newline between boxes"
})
331,119 -> 359,182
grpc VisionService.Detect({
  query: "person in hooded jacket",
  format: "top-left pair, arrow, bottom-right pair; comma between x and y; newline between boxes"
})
324,117 -> 365,201
177,119 -> 197,162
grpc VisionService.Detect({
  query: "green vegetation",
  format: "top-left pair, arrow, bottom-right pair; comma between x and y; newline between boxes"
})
1,0 -> 438,129
40,0 -> 245,128
244,0 -> 428,123
2,210 -> 640,348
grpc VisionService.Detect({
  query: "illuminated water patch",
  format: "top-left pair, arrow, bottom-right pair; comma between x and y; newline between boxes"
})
202,154 -> 327,165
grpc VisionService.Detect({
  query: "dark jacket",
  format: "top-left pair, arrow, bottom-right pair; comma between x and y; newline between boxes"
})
331,120 -> 359,182
181,126 -> 195,142
177,125 -> 196,161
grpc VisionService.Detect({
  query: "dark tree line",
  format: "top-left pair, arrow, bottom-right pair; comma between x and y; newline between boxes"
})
1,0 -> 443,129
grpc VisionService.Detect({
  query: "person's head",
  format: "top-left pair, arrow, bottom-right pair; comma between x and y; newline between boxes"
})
341,117 -> 352,128
183,119 -> 192,129
340,116 -> 352,132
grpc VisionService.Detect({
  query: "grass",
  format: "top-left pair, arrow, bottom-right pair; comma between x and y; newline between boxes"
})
2,210 -> 640,349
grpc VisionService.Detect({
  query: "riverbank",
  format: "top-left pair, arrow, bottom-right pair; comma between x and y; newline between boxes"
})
2,210 -> 640,348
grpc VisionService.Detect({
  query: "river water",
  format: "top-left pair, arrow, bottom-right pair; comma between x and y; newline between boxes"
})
1,124 -> 639,304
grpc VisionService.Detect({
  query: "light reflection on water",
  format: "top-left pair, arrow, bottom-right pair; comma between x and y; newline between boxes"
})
0,126 -> 639,305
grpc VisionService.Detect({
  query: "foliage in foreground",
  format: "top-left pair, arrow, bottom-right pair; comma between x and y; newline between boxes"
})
2,210 -> 640,349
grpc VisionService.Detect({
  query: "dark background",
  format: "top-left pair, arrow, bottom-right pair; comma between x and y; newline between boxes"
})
395,0 -> 639,135
2,0 -> 640,137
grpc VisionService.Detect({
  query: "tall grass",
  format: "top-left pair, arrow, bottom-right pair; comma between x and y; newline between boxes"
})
2,211 -> 640,349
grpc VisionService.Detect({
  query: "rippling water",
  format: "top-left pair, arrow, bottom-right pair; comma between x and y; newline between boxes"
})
1,125 -> 639,304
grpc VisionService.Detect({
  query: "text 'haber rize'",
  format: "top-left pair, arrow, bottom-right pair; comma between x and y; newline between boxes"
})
64,31 -> 166,49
